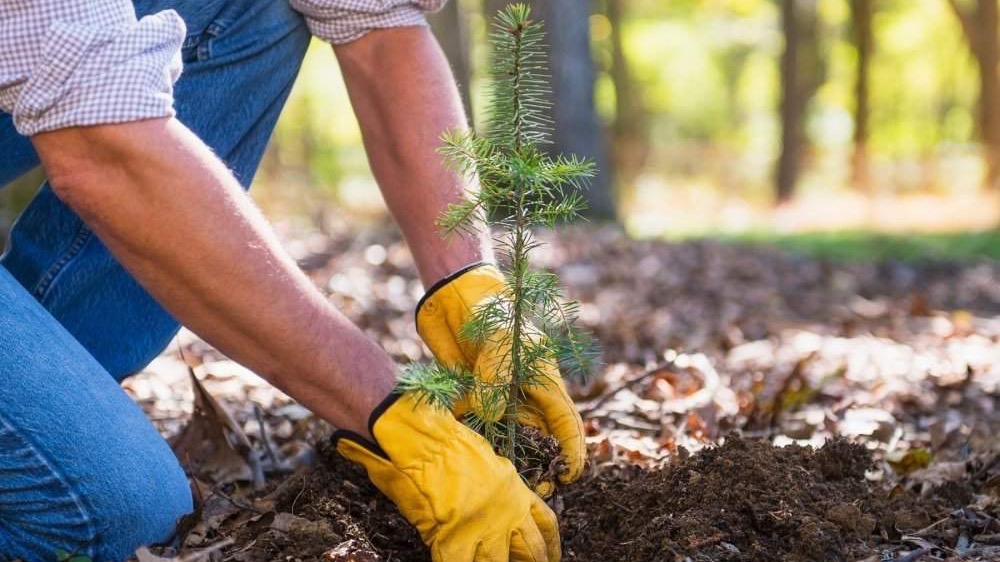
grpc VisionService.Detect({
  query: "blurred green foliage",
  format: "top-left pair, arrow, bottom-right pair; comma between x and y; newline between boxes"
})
256,0 -> 987,211
716,229 -> 1000,261
592,0 -> 976,154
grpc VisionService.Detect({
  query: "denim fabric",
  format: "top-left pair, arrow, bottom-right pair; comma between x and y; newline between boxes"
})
0,0 -> 311,559
0,268 -> 192,562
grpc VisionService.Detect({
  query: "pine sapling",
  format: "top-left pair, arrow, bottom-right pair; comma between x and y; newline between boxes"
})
399,3 -> 600,478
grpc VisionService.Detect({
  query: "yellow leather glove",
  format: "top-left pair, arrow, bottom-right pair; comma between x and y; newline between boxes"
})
334,393 -> 561,562
415,263 -> 586,494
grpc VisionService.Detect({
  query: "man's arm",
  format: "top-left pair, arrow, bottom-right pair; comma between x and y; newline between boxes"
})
4,0 -> 395,436
333,26 -> 494,287
31,118 -> 395,439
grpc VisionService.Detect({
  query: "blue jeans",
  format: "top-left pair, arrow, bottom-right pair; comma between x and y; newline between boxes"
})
0,0 -> 310,559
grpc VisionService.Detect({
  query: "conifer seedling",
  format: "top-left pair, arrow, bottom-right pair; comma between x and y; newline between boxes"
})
399,3 -> 600,479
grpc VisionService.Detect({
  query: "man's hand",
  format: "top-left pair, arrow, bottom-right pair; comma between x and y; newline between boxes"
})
415,263 -> 587,496
336,392 -> 560,562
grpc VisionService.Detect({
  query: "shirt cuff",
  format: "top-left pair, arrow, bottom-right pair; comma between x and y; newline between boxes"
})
291,0 -> 447,45
13,10 -> 185,137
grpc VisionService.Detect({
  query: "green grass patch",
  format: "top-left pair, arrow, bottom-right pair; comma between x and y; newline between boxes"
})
706,230 -> 1000,262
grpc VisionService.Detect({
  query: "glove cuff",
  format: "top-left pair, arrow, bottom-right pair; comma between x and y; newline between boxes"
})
329,392 -> 402,459
414,261 -> 495,322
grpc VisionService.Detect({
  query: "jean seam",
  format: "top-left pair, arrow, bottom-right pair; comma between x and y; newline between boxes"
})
0,411 -> 98,556
31,223 -> 94,303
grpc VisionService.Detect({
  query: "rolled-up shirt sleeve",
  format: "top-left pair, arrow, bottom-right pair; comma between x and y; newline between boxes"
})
0,1 -> 185,137
289,0 -> 447,45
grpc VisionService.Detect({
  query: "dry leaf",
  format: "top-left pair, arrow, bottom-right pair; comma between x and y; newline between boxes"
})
170,369 -> 264,488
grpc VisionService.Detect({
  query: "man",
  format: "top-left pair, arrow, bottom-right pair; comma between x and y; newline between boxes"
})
0,1 -> 585,561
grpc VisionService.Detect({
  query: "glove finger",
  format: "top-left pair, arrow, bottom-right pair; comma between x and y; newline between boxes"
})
510,520 -> 549,562
529,495 -> 562,562
435,541 -> 479,562
474,537 -> 508,562
516,408 -> 549,433
533,479 -> 555,499
522,367 -> 586,484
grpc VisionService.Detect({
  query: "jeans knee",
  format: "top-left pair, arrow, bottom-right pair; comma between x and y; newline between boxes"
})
0,419 -> 191,562
91,453 -> 193,561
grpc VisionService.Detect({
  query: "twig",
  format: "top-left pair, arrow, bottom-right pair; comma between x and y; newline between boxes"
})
580,354 -> 721,417
253,403 -> 282,469
911,515 -> 952,537
207,485 -> 266,515
291,482 -> 307,516
178,538 -> 235,562
578,364 -> 666,416
135,538 -> 235,562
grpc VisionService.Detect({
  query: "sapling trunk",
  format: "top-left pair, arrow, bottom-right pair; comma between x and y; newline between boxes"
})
399,3 -> 599,474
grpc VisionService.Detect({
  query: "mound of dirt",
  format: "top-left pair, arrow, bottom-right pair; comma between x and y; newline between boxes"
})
559,436 -> 885,562
221,437 -> 900,562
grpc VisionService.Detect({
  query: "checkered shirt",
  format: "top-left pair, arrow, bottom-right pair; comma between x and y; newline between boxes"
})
291,0 -> 446,44
1,0 -> 445,137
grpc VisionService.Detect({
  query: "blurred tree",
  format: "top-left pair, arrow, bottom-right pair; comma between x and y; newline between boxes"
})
850,0 -> 874,191
429,0 -> 475,125
525,0 -> 617,219
603,0 -> 649,195
947,0 -> 1000,191
776,0 -> 824,203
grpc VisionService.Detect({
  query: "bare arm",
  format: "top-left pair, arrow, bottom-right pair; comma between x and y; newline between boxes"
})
333,26 -> 494,287
31,118 -> 395,439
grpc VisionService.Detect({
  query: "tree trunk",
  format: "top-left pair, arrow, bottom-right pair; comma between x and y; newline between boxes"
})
776,0 -> 822,204
776,0 -> 802,203
948,0 -> 1000,191
528,0 -> 617,220
850,0 -> 873,192
605,0 -> 647,198
428,1 -> 474,126
975,0 -> 1000,190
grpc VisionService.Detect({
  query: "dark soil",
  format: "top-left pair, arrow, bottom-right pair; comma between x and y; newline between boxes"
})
217,436 -> 1000,562
223,446 -> 425,561
559,436 -> 884,562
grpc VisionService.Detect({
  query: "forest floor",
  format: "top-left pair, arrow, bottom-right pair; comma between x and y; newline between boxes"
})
132,219 -> 1000,562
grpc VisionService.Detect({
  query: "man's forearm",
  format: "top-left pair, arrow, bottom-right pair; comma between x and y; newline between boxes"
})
31,118 -> 395,438
334,27 -> 495,287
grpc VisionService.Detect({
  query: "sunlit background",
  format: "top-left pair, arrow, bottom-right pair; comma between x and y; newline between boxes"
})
4,0 -> 1000,255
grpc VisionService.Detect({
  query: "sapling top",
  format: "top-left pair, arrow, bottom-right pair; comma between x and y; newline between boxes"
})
399,3 -> 599,470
